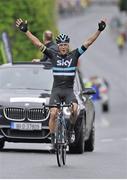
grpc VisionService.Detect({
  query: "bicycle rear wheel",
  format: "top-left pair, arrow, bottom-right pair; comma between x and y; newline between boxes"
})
56,144 -> 62,167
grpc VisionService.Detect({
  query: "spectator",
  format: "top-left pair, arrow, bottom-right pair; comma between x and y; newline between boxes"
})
116,32 -> 125,54
32,30 -> 58,62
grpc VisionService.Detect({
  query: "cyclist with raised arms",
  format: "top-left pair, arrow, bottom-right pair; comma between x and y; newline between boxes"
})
16,18 -> 106,146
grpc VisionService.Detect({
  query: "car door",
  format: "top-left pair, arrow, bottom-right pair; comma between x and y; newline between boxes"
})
75,69 -> 95,139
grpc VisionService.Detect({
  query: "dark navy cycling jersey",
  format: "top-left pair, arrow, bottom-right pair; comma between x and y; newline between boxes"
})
40,41 -> 58,62
42,45 -> 87,89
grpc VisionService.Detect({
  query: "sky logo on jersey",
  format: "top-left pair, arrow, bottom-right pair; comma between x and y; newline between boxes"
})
57,59 -> 72,67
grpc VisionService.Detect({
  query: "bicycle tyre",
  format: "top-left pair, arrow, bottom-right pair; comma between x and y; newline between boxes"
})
56,144 -> 62,167
62,145 -> 66,165
56,111 -> 67,166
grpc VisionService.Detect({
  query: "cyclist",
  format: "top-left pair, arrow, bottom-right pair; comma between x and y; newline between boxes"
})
16,18 -> 106,146
32,30 -> 58,62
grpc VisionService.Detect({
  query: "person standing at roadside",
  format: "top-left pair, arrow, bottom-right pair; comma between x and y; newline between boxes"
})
32,30 -> 58,62
116,32 -> 125,54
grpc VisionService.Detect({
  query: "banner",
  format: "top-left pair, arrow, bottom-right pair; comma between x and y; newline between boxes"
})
1,32 -> 13,63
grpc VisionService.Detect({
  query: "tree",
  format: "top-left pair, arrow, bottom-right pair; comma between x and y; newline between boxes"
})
0,0 -> 58,63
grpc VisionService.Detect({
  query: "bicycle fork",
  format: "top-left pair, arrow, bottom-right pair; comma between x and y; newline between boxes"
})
56,114 -> 67,145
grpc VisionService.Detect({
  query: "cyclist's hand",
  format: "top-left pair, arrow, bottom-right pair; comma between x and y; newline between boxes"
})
16,18 -> 28,32
98,19 -> 106,32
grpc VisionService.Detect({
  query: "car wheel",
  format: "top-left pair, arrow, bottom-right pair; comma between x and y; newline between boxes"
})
102,102 -> 109,112
69,115 -> 85,154
0,139 -> 5,149
85,125 -> 95,152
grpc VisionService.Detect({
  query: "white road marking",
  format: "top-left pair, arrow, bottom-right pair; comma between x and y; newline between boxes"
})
99,137 -> 127,143
100,138 -> 114,142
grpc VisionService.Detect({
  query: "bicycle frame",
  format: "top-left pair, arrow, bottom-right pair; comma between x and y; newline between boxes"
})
55,105 -> 67,144
44,102 -> 72,167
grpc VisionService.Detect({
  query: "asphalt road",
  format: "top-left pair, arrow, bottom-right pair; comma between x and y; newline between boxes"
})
0,4 -> 127,179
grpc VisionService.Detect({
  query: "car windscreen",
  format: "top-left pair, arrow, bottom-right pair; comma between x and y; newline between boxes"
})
0,67 -> 53,90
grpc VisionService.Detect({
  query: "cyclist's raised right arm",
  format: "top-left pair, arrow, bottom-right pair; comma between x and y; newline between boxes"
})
25,31 -> 44,49
16,18 -> 45,51
16,18 -> 54,57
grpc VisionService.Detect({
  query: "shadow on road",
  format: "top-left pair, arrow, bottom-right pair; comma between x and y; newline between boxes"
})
0,148 -> 51,154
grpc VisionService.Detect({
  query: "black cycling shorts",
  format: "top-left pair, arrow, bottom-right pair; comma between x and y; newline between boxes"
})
49,88 -> 78,105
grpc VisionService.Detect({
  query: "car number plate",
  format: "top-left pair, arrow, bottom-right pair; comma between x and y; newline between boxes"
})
11,122 -> 42,130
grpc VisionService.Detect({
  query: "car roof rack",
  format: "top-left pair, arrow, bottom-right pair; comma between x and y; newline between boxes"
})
12,61 -> 42,65
12,61 -> 52,68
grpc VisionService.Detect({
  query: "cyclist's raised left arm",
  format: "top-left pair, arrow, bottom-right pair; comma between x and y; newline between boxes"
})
83,19 -> 106,49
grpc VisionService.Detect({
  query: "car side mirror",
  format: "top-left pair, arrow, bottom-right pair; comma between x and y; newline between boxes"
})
82,88 -> 96,95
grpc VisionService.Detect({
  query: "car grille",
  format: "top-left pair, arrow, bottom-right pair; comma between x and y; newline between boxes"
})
4,108 -> 25,120
28,109 -> 48,120
3,107 -> 49,121
2,128 -> 50,139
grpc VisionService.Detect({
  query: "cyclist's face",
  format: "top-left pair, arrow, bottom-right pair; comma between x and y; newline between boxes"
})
58,43 -> 69,55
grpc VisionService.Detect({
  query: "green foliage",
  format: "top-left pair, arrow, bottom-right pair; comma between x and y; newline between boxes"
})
118,0 -> 127,12
0,0 -> 58,63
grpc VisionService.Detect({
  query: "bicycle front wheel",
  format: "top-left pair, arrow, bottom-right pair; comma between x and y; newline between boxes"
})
56,144 -> 62,167
62,145 -> 66,165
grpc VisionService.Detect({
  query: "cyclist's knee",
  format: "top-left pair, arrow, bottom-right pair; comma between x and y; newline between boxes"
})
72,102 -> 78,113
50,108 -> 58,120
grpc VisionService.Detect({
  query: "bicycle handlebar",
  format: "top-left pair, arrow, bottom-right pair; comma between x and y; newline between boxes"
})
42,103 -> 72,108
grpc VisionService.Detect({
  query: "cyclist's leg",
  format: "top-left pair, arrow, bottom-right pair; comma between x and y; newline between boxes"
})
65,89 -> 78,126
65,89 -> 78,143
49,107 -> 59,133
49,107 -> 59,149
49,89 -> 60,148
71,102 -> 78,125
49,89 -> 60,133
